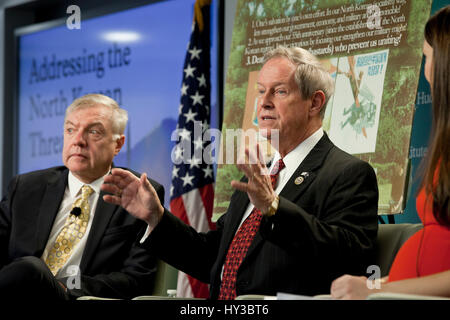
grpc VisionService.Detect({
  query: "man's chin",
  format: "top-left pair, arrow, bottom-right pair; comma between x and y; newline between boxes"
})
65,160 -> 89,173
67,168 -> 97,183
258,128 -> 279,141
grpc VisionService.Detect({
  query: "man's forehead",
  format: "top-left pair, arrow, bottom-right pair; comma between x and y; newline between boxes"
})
262,56 -> 296,70
258,58 -> 296,84
65,105 -> 112,125
257,69 -> 295,86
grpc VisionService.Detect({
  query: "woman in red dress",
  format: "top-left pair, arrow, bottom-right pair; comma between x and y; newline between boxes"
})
330,5 -> 450,299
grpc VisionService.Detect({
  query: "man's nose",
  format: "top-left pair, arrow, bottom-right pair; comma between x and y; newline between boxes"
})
259,94 -> 274,109
72,130 -> 87,146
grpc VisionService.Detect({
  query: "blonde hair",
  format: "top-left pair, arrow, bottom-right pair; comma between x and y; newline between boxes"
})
263,46 -> 335,117
65,94 -> 128,140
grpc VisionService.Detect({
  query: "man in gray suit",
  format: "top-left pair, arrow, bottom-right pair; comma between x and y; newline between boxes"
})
103,46 -> 378,299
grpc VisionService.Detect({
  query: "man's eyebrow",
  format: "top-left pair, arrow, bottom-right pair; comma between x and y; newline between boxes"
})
257,81 -> 288,87
87,122 -> 105,128
64,120 -> 105,128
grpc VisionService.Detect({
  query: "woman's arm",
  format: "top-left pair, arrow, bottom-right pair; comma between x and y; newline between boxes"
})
331,270 -> 450,299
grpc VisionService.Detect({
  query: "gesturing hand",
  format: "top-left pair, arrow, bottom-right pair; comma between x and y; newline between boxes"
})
230,145 -> 276,215
101,168 -> 164,228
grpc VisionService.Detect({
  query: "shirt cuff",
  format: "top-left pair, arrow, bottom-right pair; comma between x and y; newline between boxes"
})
139,225 -> 152,244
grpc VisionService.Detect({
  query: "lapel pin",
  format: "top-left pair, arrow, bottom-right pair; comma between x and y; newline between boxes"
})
294,176 -> 304,185
295,172 -> 309,185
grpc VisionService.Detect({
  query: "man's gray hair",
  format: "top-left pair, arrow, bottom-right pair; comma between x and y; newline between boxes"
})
263,46 -> 335,118
65,94 -> 128,140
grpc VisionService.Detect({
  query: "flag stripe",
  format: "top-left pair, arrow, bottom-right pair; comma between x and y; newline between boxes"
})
176,271 -> 193,298
170,197 -> 190,225
187,273 -> 210,298
182,189 -> 210,233
199,184 -> 215,230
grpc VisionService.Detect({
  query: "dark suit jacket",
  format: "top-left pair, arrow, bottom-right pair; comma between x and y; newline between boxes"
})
142,134 -> 379,298
0,166 -> 164,299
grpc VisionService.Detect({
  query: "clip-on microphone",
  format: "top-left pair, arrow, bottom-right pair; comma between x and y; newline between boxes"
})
70,207 -> 82,217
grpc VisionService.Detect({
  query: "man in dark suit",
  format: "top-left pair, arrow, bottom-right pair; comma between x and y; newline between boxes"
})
0,94 -> 164,300
102,46 -> 379,299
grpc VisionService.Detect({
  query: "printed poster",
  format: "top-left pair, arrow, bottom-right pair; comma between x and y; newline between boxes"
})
214,0 -> 433,220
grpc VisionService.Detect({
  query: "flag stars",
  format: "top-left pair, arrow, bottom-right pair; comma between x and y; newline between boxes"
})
172,166 -> 180,178
178,128 -> 191,141
190,91 -> 204,106
189,156 -> 202,169
203,166 -> 213,178
193,136 -> 203,150
197,74 -> 206,87
181,172 -> 195,187
183,109 -> 197,123
202,119 -> 210,132
173,145 -> 183,161
181,83 -> 189,96
184,63 -> 196,79
189,46 -> 202,60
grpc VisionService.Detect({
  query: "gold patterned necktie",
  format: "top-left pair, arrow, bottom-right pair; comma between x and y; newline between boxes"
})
45,185 -> 94,276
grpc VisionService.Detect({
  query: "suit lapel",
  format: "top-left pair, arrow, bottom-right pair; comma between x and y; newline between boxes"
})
80,189 -> 117,272
35,170 -> 68,256
80,164 -> 119,271
278,135 -> 333,203
244,133 -> 334,261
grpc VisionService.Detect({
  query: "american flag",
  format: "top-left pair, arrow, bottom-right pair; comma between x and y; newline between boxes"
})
170,0 -> 215,298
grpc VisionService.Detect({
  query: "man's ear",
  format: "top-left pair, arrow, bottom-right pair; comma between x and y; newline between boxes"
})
309,90 -> 326,116
114,135 -> 125,155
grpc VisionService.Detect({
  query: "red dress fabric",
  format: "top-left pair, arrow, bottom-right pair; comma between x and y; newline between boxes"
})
388,187 -> 450,282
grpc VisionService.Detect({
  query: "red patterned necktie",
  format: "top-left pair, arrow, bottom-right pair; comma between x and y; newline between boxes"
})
218,159 -> 286,300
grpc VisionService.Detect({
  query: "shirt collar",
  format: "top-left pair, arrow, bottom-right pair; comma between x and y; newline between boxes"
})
68,171 -> 106,198
270,127 -> 324,172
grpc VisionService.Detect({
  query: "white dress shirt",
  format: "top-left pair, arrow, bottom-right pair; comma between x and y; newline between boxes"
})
40,171 -> 105,279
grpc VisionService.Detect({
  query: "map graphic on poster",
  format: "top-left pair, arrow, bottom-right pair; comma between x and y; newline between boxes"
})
327,49 -> 388,154
213,0 -> 433,220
